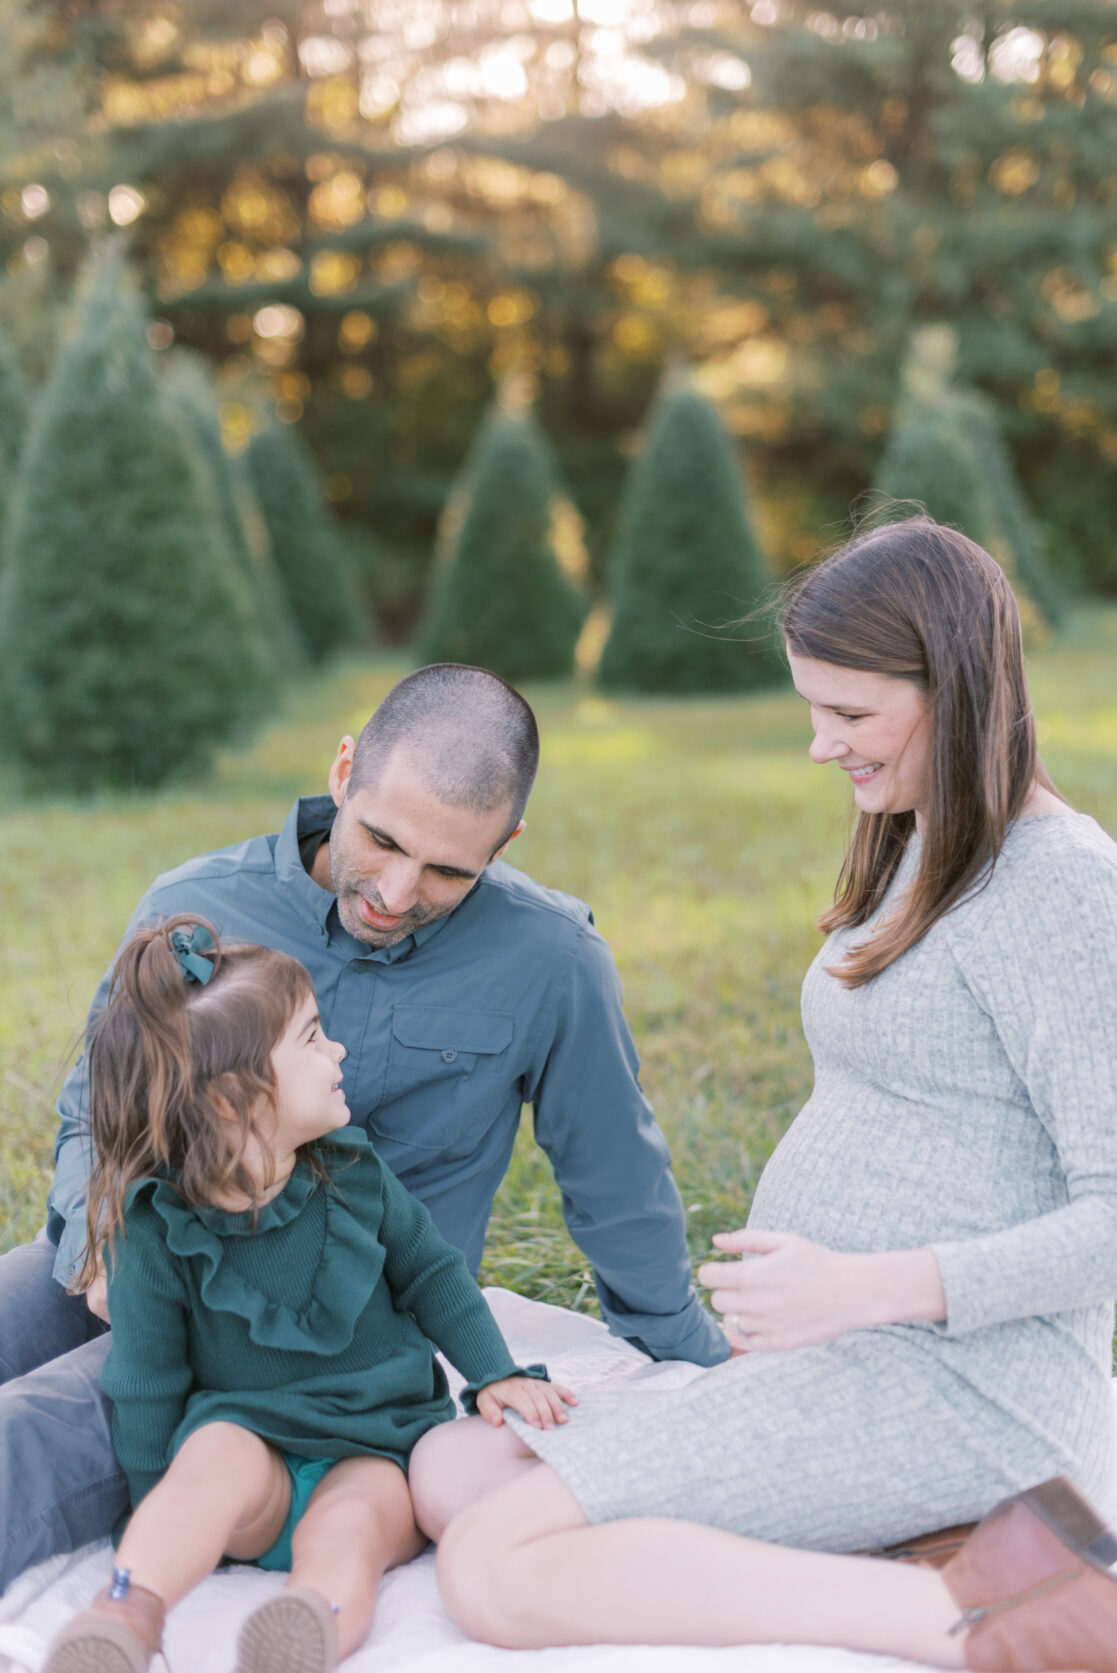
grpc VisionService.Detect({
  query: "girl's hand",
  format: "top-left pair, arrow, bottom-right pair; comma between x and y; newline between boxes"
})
474,1376 -> 578,1430
698,1229 -> 946,1353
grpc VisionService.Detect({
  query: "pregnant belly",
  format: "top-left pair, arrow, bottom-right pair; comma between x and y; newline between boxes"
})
746,1089 -> 1054,1255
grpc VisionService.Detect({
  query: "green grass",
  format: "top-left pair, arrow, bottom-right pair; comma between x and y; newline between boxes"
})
2,610 -> 1116,1318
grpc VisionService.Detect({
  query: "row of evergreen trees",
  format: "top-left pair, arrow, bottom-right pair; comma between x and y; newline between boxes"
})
0,250 -> 1063,795
422,383 -> 785,696
0,249 -> 357,791
424,336 -> 1063,692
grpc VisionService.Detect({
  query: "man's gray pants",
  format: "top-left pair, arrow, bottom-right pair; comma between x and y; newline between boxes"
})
0,1231 -> 128,1595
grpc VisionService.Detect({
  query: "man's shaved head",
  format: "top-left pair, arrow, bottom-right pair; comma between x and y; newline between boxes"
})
349,664 -> 540,843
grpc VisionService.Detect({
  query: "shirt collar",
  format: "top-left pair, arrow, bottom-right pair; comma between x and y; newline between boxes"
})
275,796 -> 336,940
275,795 -> 477,964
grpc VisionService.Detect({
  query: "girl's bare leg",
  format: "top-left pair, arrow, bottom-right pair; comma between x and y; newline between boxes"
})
287,1455 -> 426,1657
115,1421 -> 291,1604
436,1462 -> 966,1668
409,1416 -> 537,1541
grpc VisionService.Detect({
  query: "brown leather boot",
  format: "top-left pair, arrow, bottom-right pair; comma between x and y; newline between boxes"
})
43,1568 -> 166,1673
942,1476 -> 1117,1670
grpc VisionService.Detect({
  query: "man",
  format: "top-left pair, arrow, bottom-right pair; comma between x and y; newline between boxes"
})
0,663 -> 726,1592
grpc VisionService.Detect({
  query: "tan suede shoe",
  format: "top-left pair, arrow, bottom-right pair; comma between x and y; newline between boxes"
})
234,1585 -> 339,1673
943,1476 -> 1117,1670
42,1574 -> 166,1673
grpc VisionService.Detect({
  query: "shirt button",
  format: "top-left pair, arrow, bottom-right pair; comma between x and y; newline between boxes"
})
441,1049 -> 457,1063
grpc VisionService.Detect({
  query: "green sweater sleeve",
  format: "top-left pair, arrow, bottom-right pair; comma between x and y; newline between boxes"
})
101,1196 -> 193,1508
375,1155 -> 542,1397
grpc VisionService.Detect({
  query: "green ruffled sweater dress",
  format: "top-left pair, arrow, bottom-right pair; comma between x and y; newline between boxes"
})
101,1128 -> 539,1510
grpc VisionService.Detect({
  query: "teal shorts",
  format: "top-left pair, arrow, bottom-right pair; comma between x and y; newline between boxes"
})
256,1452 -> 339,1572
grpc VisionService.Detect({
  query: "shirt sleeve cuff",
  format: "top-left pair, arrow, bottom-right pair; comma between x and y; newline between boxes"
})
49,1210 -> 86,1289
927,1240 -> 984,1337
605,1298 -> 730,1367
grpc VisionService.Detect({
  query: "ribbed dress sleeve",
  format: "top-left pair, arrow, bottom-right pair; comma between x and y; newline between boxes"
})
101,1196 -> 194,1507
930,836 -> 1117,1336
375,1154 -> 546,1401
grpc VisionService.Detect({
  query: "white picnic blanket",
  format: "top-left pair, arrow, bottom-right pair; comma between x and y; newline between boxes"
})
3,1288 -> 1116,1673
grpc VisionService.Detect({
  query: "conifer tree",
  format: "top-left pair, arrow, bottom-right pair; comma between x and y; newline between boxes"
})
163,353 -> 300,670
0,245 -> 273,791
418,408 -> 585,682
0,327 -> 29,551
244,420 -> 360,663
598,384 -> 781,695
874,330 -> 1064,633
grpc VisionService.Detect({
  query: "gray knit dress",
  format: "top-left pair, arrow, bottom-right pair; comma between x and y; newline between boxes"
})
512,813 -> 1117,1552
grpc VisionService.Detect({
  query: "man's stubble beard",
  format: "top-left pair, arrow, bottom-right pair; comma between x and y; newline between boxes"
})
333,887 -> 446,948
329,847 -> 450,949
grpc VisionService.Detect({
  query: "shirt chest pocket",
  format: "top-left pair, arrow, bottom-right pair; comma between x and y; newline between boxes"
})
377,1005 -> 516,1151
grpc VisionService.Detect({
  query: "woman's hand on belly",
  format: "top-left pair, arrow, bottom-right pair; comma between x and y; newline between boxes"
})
698,1229 -> 948,1353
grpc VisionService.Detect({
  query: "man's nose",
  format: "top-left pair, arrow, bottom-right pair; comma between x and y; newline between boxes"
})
377,859 -> 422,913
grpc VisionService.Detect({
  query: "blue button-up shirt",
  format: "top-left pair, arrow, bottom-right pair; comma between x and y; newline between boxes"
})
49,796 -> 727,1366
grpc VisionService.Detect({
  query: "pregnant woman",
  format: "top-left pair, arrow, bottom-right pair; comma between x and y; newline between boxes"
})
409,517 -> 1117,1670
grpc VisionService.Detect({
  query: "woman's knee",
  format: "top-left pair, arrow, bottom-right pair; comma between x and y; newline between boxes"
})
435,1467 -> 584,1649
436,1504 -> 526,1646
410,1416 -> 533,1542
409,1420 -> 473,1536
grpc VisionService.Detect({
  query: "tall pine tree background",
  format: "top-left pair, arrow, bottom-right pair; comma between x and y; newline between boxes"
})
0,0 -> 1113,785
874,326 -> 1065,639
0,248 -> 274,790
0,0 -> 1112,624
0,327 -> 28,553
599,382 -> 781,695
419,403 -> 586,681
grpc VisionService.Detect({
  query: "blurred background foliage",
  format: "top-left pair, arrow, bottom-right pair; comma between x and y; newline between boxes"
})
0,0 -> 1112,629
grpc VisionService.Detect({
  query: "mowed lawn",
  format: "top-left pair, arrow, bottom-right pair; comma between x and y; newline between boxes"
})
2,606 -> 1115,1313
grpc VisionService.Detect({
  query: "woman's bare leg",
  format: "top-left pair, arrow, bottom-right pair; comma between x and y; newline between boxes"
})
409,1416 -> 537,1541
115,1422 -> 290,1604
287,1456 -> 426,1657
436,1462 -> 966,1667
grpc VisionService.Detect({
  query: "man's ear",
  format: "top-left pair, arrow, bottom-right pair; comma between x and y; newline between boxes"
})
328,736 -> 356,807
490,819 -> 525,863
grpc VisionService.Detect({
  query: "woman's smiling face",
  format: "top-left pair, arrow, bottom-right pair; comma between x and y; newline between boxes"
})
786,650 -> 933,827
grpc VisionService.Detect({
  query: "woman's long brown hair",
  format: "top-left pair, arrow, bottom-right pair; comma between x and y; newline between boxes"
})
76,914 -> 319,1291
782,517 -> 1060,987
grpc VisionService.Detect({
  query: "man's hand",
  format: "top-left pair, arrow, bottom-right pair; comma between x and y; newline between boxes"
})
84,1269 -> 110,1324
698,1228 -> 946,1353
474,1376 -> 578,1430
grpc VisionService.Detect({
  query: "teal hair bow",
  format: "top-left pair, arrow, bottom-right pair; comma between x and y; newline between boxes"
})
170,924 -> 216,986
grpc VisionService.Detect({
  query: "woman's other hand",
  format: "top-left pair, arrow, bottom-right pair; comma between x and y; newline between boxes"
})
475,1377 -> 578,1430
698,1228 -> 947,1352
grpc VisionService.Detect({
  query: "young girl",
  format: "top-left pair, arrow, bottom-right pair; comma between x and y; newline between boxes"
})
43,914 -> 574,1673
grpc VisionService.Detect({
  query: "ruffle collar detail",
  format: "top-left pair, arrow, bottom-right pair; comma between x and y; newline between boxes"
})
192,1164 -> 317,1238
143,1132 -> 383,1356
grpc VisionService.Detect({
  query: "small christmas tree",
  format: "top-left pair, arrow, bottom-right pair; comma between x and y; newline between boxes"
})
244,419 -> 360,663
598,382 -> 781,695
162,353 -> 299,671
0,328 -> 29,554
875,328 -> 1064,634
0,245 -> 272,791
418,407 -> 585,681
